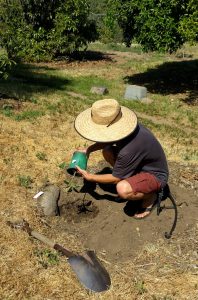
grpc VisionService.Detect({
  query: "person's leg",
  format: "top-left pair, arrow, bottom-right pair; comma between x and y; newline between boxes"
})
116,173 -> 161,218
102,145 -> 118,167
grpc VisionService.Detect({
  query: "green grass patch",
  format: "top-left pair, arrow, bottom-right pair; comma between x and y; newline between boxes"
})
18,175 -> 33,188
88,41 -> 143,54
1,106 -> 45,121
34,249 -> 59,268
14,110 -> 44,121
67,75 -> 110,96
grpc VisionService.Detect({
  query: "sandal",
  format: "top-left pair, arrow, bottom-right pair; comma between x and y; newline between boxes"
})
123,200 -> 142,216
133,199 -> 158,219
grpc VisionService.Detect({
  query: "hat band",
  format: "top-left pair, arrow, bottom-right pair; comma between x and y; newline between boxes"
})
106,107 -> 122,127
91,107 -> 122,127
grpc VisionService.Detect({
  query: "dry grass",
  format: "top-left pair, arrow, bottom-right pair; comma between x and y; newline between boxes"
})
1,112 -> 197,299
0,45 -> 198,299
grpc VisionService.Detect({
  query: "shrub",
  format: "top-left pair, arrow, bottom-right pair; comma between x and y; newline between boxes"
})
0,54 -> 15,79
116,0 -> 197,52
179,0 -> 198,43
0,0 -> 98,61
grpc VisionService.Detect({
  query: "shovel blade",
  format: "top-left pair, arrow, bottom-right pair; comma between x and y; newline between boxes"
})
68,250 -> 111,292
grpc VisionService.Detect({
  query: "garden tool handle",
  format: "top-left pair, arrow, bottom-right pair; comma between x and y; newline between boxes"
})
31,230 -> 74,257
31,230 -> 55,248
54,244 -> 74,258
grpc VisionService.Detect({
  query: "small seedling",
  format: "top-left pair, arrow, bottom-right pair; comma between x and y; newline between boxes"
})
64,178 -> 81,193
36,152 -> 47,161
18,175 -> 33,188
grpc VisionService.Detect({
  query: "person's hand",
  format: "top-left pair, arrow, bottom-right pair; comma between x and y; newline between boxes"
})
76,148 -> 90,158
76,148 -> 87,153
76,166 -> 93,181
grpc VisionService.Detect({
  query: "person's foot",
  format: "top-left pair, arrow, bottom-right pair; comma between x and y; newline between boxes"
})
133,196 -> 157,219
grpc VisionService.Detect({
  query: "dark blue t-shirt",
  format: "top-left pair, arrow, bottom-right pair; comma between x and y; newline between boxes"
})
112,124 -> 169,187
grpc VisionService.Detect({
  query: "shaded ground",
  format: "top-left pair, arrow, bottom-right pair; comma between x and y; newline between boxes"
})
124,59 -> 198,105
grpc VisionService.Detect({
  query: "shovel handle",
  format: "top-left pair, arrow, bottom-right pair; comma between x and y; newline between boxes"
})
7,221 -> 75,259
31,231 -> 74,258
54,244 -> 74,258
31,230 -> 55,248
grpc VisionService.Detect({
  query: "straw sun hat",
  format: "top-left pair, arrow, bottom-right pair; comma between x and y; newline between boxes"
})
74,99 -> 137,142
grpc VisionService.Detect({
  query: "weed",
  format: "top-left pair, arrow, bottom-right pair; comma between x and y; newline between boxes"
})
36,152 -> 47,161
34,249 -> 59,268
134,279 -> 147,295
18,175 -> 33,188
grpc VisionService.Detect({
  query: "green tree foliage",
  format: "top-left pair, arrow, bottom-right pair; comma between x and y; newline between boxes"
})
179,0 -> 198,43
115,0 -> 139,47
101,0 -> 122,43
0,0 -> 98,61
0,54 -> 15,79
51,0 -> 98,56
135,0 -> 188,52
88,0 -> 122,43
114,0 -> 197,52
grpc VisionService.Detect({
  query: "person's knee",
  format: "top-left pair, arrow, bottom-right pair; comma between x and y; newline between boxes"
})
116,180 -> 133,199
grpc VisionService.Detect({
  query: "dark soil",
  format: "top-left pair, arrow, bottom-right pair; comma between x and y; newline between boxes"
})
56,161 -> 198,263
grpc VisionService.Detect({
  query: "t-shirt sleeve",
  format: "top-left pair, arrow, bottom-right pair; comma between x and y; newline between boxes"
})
112,150 -> 144,179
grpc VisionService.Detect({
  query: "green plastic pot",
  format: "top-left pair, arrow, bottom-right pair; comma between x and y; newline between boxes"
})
67,151 -> 87,175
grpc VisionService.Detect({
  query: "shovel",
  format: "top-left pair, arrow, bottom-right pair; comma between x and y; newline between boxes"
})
7,219 -> 111,293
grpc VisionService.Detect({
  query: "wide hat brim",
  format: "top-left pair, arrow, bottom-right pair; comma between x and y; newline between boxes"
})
74,106 -> 137,142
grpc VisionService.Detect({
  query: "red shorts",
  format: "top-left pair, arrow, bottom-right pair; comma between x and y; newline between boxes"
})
126,172 -> 161,194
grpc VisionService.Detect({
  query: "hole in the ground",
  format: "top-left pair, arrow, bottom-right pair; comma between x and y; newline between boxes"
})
77,200 -> 93,214
59,198 -> 99,223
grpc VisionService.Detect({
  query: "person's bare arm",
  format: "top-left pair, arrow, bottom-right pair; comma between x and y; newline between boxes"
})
86,142 -> 109,156
76,166 -> 120,184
